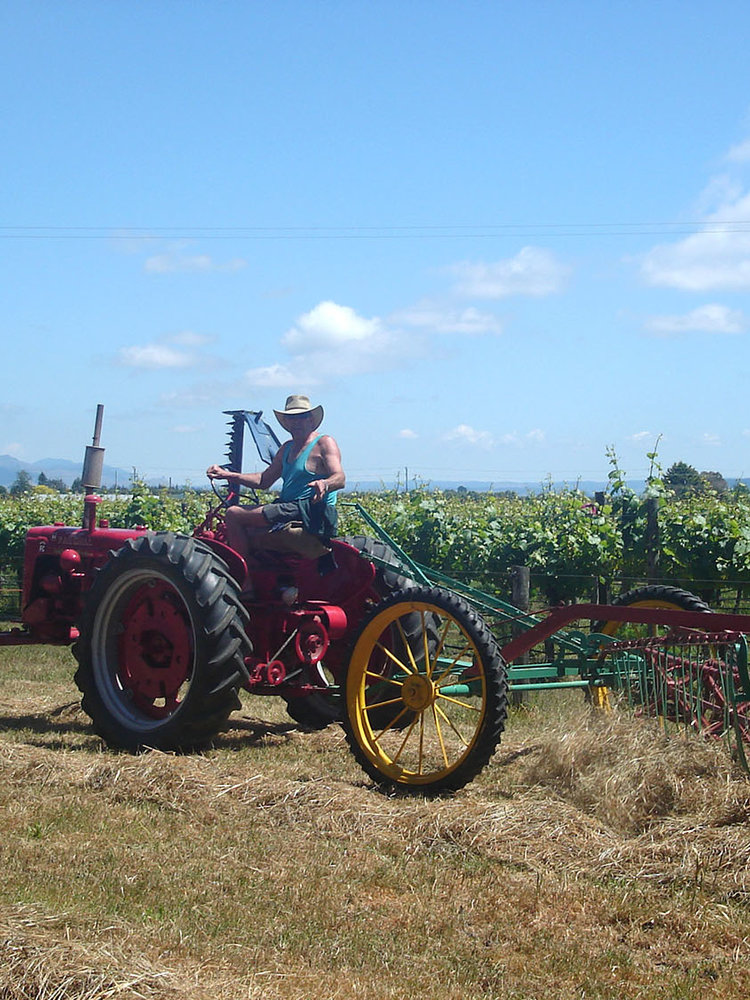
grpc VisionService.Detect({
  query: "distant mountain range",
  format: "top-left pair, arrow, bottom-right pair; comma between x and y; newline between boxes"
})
0,454 -> 131,490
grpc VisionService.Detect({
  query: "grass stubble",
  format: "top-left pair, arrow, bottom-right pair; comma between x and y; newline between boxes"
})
0,639 -> 748,999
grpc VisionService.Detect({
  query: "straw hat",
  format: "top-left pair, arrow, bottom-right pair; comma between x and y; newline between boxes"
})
273,394 -> 324,432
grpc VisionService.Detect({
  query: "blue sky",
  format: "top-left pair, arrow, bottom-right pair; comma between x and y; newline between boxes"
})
3,0 -> 750,488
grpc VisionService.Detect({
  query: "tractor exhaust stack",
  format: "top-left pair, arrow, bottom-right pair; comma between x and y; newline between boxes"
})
81,403 -> 105,492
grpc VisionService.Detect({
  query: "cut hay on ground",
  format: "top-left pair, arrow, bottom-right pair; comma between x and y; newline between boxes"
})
1,671 -> 749,999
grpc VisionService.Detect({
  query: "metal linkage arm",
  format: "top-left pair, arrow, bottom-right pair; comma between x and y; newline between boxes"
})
501,604 -> 750,664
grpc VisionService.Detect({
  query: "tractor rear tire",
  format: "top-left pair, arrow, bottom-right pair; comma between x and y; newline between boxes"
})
73,532 -> 252,752
343,534 -> 417,591
282,535 -> 421,730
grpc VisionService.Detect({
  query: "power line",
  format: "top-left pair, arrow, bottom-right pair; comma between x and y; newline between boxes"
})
1,221 -> 750,240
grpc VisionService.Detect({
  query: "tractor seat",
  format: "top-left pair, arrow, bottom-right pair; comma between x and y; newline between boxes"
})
248,522 -> 331,559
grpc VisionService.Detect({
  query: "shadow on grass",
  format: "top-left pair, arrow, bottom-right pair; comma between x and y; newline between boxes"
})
0,699 -> 321,756
215,715 -> 308,749
0,700 -> 101,751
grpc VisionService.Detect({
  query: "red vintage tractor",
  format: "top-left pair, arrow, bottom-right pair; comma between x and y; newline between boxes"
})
2,407 -> 509,793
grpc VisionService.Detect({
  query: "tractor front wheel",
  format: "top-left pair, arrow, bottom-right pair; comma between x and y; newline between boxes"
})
343,586 -> 508,793
74,533 -> 252,751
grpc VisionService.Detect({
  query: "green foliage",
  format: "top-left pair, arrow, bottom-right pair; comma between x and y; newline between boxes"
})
104,479 -> 205,532
3,462 -> 750,605
340,486 -> 622,602
0,487 -> 212,568
10,470 -> 32,496
660,491 -> 750,585
702,470 -> 729,494
37,472 -> 68,492
664,460 -> 705,497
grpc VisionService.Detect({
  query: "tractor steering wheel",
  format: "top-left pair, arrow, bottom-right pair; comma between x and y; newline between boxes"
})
210,476 -> 259,510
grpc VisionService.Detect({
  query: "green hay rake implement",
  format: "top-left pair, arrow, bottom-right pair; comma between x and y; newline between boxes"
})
347,502 -> 750,771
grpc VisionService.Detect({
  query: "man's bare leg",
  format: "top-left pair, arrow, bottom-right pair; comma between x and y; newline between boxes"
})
223,506 -> 271,563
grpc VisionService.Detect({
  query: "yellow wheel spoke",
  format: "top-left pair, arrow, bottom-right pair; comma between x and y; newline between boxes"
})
395,618 -> 420,674
364,669 -> 405,689
429,618 -> 452,673
371,705 -> 412,740
435,701 -> 472,749
365,695 -> 403,711
432,702 -> 450,769
373,640 -> 413,675
390,715 -> 420,764
434,643 -> 475,685
420,610 -> 433,677
418,708 -> 425,775
436,692 -> 483,713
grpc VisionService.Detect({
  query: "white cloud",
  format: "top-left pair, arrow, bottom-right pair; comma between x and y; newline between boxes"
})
702,432 -> 722,446
443,424 -> 495,449
641,188 -> 750,291
645,304 -> 745,335
159,387 -> 216,407
726,139 -> 750,163
243,293 -> 501,393
243,363 -> 314,389
2,442 -> 24,459
117,330 -> 218,371
118,344 -> 195,369
277,300 -> 420,379
449,247 -> 571,299
145,251 -> 246,274
282,301 -> 383,351
171,330 -> 215,346
628,431 -> 652,442
399,428 -> 418,439
498,429 -> 546,447
390,301 -> 502,335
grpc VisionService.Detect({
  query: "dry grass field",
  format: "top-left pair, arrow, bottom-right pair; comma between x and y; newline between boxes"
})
0,636 -> 749,999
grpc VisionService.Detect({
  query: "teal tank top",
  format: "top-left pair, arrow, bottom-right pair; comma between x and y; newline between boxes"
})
280,436 -> 337,506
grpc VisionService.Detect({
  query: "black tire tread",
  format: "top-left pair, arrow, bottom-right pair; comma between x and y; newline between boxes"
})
73,531 -> 252,751
343,534 -> 417,590
594,584 -> 711,633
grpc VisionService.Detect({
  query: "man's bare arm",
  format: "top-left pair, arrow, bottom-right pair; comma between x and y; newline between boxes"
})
308,435 -> 345,502
207,446 -> 285,491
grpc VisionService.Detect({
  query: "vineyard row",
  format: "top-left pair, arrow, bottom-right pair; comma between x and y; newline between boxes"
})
2,484 -> 750,608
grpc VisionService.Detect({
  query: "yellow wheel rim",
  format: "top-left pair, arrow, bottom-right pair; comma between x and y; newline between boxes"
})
599,598 -> 692,638
346,599 -> 488,786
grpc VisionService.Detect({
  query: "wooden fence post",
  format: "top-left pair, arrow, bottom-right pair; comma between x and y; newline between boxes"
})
509,566 -> 530,704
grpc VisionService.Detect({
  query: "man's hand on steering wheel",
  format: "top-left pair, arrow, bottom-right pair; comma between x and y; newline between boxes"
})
206,465 -> 259,508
